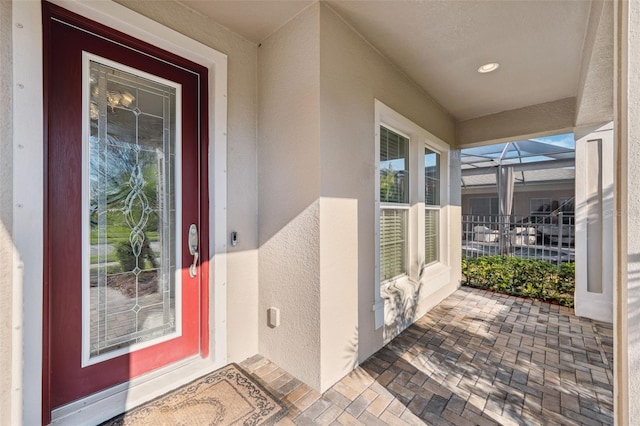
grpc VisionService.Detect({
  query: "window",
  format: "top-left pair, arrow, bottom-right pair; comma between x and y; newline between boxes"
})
374,100 -> 450,330
559,197 -> 575,214
530,198 -> 552,216
424,148 -> 440,265
379,126 -> 409,280
378,126 -> 445,279
469,197 -> 499,216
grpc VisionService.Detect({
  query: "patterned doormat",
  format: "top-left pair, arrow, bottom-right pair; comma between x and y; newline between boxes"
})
102,363 -> 288,426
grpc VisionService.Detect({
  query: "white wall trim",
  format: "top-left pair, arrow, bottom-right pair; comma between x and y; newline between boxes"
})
12,0 -> 228,423
613,1 -> 630,422
11,2 -> 43,424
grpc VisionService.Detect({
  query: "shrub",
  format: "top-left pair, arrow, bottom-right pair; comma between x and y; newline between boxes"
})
115,241 -> 137,272
114,235 -> 158,273
462,255 -> 575,307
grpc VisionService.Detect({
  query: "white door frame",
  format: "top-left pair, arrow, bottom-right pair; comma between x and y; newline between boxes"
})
11,1 -> 227,424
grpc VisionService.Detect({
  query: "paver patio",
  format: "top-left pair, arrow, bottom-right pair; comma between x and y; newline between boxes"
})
241,287 -> 614,425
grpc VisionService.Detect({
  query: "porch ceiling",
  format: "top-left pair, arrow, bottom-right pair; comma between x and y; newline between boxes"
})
180,0 -> 594,122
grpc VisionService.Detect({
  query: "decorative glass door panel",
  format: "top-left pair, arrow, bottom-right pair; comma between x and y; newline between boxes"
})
45,4 -> 207,410
84,55 -> 181,364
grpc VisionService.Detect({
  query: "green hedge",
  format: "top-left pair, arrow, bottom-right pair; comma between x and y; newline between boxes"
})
461,256 -> 575,307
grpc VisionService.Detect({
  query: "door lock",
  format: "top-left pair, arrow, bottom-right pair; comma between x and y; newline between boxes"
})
188,224 -> 198,278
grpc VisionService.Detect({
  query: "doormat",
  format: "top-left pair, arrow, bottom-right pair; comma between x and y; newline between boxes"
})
101,363 -> 288,426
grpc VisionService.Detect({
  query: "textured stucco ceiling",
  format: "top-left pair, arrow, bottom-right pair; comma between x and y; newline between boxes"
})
180,0 -> 315,44
180,0 -> 594,122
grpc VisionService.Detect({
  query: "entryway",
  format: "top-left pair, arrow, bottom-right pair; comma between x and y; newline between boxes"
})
105,287 -> 613,425
42,2 -> 215,423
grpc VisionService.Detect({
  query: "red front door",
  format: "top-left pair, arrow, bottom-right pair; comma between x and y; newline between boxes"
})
43,2 -> 209,415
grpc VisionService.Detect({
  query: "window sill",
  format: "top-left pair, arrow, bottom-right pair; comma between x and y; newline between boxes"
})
380,262 -> 451,292
420,262 -> 450,280
380,273 -> 410,289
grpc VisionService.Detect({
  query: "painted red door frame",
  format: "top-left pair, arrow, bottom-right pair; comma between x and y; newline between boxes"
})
42,2 -> 209,423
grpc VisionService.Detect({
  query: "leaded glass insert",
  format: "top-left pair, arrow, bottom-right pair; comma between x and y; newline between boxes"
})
87,59 -> 179,359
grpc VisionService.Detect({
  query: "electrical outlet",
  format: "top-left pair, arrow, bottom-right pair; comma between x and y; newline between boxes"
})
267,307 -> 280,328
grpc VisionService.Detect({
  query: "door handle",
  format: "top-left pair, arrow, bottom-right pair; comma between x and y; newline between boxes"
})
188,224 -> 198,278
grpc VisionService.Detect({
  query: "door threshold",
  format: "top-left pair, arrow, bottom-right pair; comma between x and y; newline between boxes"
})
51,356 -> 224,425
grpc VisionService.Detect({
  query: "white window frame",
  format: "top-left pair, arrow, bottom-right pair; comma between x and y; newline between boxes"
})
424,146 -> 441,267
530,197 -> 552,215
373,100 -> 449,329
379,125 -> 411,281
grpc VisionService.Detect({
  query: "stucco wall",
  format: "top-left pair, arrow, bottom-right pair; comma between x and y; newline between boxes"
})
318,3 -> 458,368
457,97 -> 576,147
114,0 -> 259,362
449,151 -> 463,317
575,0 -> 613,127
319,197 -> 358,387
257,3 -> 322,389
623,1 -> 640,423
0,1 -> 13,422
256,3 -> 458,392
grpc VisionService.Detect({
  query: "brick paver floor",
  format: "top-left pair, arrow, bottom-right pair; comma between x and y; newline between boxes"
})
241,287 -> 614,425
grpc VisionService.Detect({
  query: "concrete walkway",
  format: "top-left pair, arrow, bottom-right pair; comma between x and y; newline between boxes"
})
241,287 -> 614,425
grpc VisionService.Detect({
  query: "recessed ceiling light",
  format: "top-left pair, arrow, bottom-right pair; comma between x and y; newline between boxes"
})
478,62 -> 499,73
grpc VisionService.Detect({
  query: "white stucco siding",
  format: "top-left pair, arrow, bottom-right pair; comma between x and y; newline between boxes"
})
318,3 -> 458,367
575,0 -> 613,127
456,97 -> 576,147
257,3 -> 323,390
260,202 -> 322,389
621,1 -> 640,423
0,1 -> 13,423
319,196 -> 359,390
115,0 -> 260,363
11,1 -> 44,423
449,150 -> 463,317
256,2 -> 459,392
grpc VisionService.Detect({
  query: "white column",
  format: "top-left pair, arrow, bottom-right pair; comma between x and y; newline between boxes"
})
0,1 -> 14,424
573,122 -> 614,322
616,0 -> 640,423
